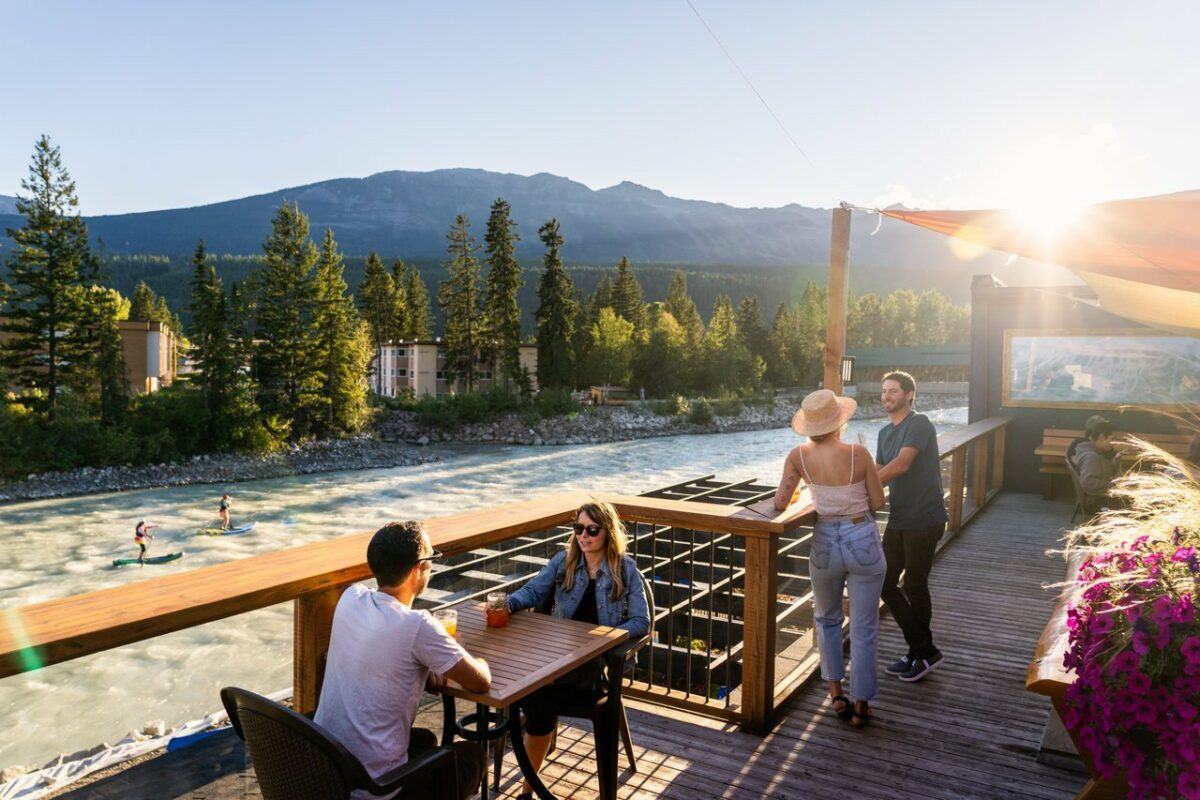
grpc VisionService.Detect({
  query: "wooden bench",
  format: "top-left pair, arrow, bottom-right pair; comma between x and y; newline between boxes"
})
1026,554 -> 1126,799
1035,427 -> 1192,499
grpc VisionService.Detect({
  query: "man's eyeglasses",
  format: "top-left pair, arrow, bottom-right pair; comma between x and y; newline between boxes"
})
416,549 -> 443,564
572,524 -> 604,538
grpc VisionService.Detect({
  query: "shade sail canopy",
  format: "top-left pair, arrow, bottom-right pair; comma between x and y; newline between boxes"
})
881,190 -> 1200,333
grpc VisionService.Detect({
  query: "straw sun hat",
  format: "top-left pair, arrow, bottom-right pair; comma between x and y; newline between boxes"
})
791,389 -> 857,438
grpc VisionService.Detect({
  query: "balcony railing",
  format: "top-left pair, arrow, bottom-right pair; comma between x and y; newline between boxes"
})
0,416 -> 1010,740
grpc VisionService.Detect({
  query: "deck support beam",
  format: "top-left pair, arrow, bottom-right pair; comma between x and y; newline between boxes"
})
823,205 -> 851,395
740,534 -> 779,733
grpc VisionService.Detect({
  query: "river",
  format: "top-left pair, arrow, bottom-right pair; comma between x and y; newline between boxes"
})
0,407 -> 965,768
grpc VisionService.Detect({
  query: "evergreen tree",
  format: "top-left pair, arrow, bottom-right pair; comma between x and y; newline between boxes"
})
358,251 -> 395,392
703,295 -> 762,393
573,275 -> 613,386
631,310 -> 686,397
252,201 -> 322,439
767,302 -> 799,387
313,230 -> 371,434
590,307 -> 634,393
390,259 -> 410,342
664,270 -> 705,390
533,218 -> 577,390
78,285 -> 129,424
402,264 -> 433,339
610,256 -> 647,335
1,136 -> 94,418
482,198 -> 524,386
437,215 -> 485,391
187,240 -> 268,451
735,296 -> 771,365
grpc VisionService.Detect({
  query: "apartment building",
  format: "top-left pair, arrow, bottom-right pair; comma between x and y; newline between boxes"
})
372,339 -> 538,397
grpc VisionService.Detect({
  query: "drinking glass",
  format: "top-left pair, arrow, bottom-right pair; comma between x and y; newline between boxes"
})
485,591 -> 510,628
434,608 -> 458,637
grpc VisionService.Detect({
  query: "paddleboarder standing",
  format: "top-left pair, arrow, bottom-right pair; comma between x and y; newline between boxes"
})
218,494 -> 232,531
134,520 -> 157,564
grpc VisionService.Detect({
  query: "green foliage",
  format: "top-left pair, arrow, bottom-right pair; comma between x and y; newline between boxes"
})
652,394 -> 689,416
437,215 -> 485,391
1,136 -> 96,419
534,218 -> 577,390
359,251 -> 396,367
632,310 -> 687,397
610,256 -> 647,334
714,396 -> 744,416
313,229 -> 372,435
252,201 -> 323,439
688,397 -> 713,425
482,198 -> 524,386
402,263 -> 432,339
535,387 -> 575,417
589,308 -> 634,389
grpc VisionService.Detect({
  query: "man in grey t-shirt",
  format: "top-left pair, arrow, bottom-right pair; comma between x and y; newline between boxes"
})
876,372 -> 948,683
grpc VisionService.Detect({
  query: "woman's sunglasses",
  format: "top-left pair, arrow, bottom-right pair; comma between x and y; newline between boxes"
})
572,523 -> 604,538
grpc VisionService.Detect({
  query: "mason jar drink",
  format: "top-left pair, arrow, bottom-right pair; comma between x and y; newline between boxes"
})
434,608 -> 458,637
486,591 -> 510,628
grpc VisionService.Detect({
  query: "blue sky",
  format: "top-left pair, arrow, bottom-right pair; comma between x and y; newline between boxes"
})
2,1 -> 1196,215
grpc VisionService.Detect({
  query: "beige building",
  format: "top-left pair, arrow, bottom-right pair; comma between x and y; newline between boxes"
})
372,339 -> 538,398
0,319 -> 176,395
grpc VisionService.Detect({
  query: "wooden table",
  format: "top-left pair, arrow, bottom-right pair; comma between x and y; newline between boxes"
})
439,603 -> 629,800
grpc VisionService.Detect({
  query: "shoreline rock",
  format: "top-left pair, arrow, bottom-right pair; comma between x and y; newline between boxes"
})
0,436 -> 440,505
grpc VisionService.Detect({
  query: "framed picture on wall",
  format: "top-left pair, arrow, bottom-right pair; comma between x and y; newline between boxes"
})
1002,328 -> 1200,410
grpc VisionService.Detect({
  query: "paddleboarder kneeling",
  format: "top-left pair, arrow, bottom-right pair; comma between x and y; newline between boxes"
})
218,494 -> 232,530
134,520 -> 156,564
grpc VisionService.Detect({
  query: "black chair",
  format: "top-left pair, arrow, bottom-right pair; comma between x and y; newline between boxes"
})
491,570 -> 656,790
221,686 -> 459,800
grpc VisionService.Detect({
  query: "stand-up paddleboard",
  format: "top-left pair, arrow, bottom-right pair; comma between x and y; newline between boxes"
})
112,552 -> 184,568
194,521 -> 257,536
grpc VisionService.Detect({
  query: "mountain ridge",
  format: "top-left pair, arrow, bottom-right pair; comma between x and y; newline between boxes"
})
0,169 -> 1068,291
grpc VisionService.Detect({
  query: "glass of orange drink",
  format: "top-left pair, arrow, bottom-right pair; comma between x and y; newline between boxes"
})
434,608 -> 458,637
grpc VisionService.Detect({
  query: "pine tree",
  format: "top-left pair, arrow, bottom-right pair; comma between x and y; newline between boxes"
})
358,251 -> 395,392
482,198 -> 524,386
767,302 -> 799,387
573,275 -> 613,386
313,230 -> 370,434
77,285 -> 129,424
390,259 -> 410,342
610,256 -> 647,334
187,240 -> 267,451
1,136 -> 94,418
437,215 -> 485,391
735,296 -> 770,364
664,270 -> 705,391
403,264 -> 433,339
534,218 -> 577,390
703,295 -> 761,393
253,201 -> 322,439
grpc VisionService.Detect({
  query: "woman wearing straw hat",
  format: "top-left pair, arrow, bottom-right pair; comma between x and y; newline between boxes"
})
774,389 -> 885,728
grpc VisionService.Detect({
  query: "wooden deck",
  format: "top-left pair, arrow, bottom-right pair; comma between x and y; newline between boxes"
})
50,492 -> 1087,800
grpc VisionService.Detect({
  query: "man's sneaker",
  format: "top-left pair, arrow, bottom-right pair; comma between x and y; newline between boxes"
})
884,655 -> 912,676
898,651 -> 944,682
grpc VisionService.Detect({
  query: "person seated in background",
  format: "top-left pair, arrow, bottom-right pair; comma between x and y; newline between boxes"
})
505,499 -> 650,800
314,520 -> 491,799
1070,415 -> 1121,513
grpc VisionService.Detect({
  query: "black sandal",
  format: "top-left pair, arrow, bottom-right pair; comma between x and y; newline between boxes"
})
830,694 -> 852,719
849,702 -> 871,729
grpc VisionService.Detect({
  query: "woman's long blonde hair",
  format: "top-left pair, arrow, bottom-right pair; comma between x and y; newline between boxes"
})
563,499 -> 628,601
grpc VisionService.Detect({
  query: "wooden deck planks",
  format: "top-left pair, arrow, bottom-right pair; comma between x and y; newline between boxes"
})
51,492 -> 1086,800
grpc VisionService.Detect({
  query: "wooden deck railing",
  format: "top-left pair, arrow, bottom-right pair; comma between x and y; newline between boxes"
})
0,416 -> 1010,736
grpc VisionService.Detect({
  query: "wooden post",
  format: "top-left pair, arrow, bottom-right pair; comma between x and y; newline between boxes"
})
947,447 -> 967,533
294,584 -> 347,715
823,206 -> 851,395
972,436 -> 991,512
991,425 -> 1007,491
740,534 -> 779,734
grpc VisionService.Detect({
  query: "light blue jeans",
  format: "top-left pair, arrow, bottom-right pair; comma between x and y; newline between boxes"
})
808,516 -> 886,701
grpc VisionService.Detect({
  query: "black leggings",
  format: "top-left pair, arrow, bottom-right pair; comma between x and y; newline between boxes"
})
521,658 -> 606,736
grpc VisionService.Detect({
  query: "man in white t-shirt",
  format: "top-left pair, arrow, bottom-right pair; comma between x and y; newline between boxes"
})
314,520 -> 491,799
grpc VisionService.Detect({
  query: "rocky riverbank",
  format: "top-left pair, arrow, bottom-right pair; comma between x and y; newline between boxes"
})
0,437 -> 439,504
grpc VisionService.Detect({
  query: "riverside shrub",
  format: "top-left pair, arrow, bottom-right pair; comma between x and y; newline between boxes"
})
688,398 -> 713,425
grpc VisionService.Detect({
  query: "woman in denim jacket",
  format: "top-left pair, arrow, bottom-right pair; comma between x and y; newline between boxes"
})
505,499 -> 649,799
